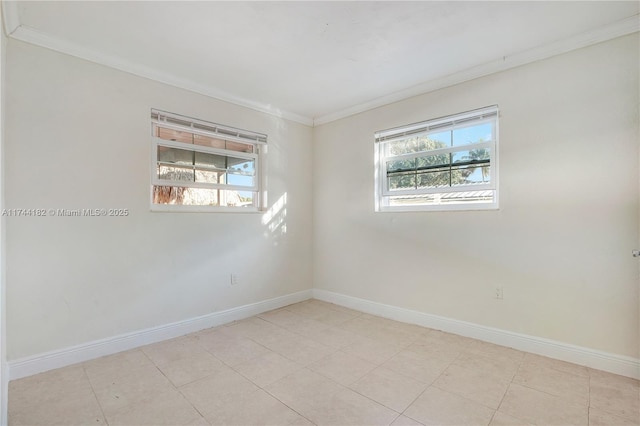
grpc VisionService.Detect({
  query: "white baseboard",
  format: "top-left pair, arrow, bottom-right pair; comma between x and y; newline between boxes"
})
9,288 -> 639,381
8,289 -> 312,381
313,289 -> 640,379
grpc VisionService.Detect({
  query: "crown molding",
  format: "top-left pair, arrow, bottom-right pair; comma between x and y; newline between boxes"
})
3,12 -> 314,127
1,1 -> 20,36
313,14 -> 640,126
2,1 -> 638,128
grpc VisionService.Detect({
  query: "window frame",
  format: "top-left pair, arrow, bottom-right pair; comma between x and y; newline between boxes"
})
150,109 -> 267,213
375,106 -> 499,212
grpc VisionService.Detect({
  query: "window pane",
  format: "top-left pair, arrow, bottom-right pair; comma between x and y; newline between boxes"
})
156,126 -> 256,154
226,141 -> 254,153
153,185 -> 186,204
416,152 -> 451,170
194,151 -> 227,169
156,126 -> 193,143
387,139 -> 410,156
228,158 -> 255,176
387,135 -> 449,156
227,173 -> 254,188
387,149 -> 491,191
453,164 -> 490,185
194,135 -> 226,149
376,106 -> 497,211
387,158 -> 415,173
158,146 -> 194,165
153,186 -> 255,207
451,148 -> 490,165
157,165 -> 194,182
388,172 -> 416,190
151,112 -> 264,211
194,170 -> 223,185
453,122 -> 492,146
227,158 -> 256,188
158,150 -> 256,188
417,168 -> 450,189
451,148 -> 491,186
426,130 -> 451,147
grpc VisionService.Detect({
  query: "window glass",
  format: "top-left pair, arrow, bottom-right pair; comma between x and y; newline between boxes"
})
151,109 -> 265,211
375,106 -> 498,211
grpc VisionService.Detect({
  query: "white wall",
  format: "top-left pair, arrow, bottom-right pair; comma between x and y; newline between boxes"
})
4,25 -> 639,370
5,39 -> 313,361
313,34 -> 639,359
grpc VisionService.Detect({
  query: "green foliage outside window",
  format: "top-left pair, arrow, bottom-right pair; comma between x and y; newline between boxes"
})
386,136 -> 490,190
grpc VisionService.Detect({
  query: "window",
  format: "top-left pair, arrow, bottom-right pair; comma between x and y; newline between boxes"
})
151,109 -> 266,211
375,105 -> 498,212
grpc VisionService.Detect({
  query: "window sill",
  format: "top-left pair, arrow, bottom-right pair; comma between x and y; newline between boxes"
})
376,202 -> 499,213
150,204 -> 262,213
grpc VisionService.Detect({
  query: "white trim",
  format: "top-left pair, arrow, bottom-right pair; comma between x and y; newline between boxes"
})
382,184 -> 494,198
314,15 -> 640,126
153,179 -> 257,193
2,3 -> 637,128
152,109 -> 268,145
5,287 -> 639,381
375,107 -> 498,143
6,25 -> 313,127
383,141 -> 493,163
378,200 -> 498,213
312,289 -> 640,379
155,138 -> 258,161
152,120 -> 267,147
150,204 -> 260,214
7,289 -> 312,381
377,107 -> 498,212
150,118 -> 264,211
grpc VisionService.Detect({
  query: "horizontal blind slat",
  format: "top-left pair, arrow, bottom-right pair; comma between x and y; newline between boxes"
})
151,109 -> 267,144
375,105 -> 497,143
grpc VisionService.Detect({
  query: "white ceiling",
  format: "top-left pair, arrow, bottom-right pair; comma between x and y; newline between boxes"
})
3,1 -> 639,125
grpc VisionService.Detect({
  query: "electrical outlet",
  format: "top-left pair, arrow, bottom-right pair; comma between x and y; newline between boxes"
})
495,286 -> 504,299
230,273 -> 238,285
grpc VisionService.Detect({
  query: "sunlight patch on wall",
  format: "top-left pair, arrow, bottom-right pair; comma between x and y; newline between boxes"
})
262,193 -> 287,240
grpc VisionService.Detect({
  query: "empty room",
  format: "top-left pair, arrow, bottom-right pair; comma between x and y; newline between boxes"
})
0,1 -> 638,425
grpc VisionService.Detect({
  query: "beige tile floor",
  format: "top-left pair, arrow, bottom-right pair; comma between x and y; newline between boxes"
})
8,299 -> 640,426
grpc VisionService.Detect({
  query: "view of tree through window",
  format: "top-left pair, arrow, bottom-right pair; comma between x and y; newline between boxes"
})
386,136 -> 491,191
375,106 -> 498,211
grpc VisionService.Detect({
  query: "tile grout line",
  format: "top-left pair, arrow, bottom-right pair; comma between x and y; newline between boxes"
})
80,364 -> 110,425
506,352 -> 595,413
336,328 -> 429,417
256,366 -> 324,426
250,316 -> 420,426
396,350 -> 466,423
199,319 -> 319,425
139,346 -> 212,425
11,301 -> 636,426
345,378 -> 409,422
491,351 -> 524,424
263,309 -> 423,424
